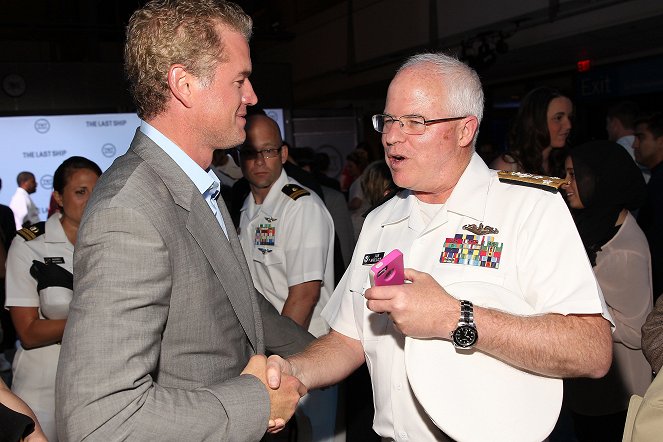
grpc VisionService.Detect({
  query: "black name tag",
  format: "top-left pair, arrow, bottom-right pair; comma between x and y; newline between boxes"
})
362,252 -> 385,266
45,257 -> 65,264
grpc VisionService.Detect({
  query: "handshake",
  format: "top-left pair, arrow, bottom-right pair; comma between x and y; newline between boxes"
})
241,354 -> 305,433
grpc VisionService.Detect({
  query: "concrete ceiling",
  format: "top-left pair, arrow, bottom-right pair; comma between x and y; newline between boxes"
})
1,1 -> 662,109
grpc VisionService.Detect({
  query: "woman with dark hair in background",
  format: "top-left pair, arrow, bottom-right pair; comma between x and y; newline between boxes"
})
492,86 -> 573,176
561,141 -> 652,441
350,160 -> 396,242
360,160 -> 397,207
5,156 -> 102,441
340,147 -> 369,194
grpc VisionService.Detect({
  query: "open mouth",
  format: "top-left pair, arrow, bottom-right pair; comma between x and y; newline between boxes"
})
388,153 -> 406,164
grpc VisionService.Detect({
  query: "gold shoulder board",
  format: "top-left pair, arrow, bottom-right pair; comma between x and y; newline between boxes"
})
497,171 -> 568,193
281,184 -> 310,201
16,221 -> 46,241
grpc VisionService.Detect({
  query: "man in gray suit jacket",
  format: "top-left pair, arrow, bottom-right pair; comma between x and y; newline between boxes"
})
55,1 -> 313,440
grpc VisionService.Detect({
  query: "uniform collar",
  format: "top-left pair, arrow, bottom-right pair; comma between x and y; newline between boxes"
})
380,153 -> 491,229
44,213 -> 72,247
240,168 -> 289,217
445,153 -> 492,222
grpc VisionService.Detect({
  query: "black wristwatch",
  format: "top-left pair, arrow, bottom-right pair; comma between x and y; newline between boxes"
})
451,300 -> 478,349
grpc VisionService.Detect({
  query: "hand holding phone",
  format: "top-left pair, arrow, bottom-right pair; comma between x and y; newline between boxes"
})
369,249 -> 404,286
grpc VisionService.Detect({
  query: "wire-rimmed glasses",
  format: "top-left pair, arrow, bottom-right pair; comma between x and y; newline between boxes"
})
237,146 -> 282,161
372,114 -> 467,135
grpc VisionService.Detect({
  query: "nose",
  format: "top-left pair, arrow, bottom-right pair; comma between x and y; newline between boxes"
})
383,119 -> 405,146
242,78 -> 258,106
254,152 -> 266,165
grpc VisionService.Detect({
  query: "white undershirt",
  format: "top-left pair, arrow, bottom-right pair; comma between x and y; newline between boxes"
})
415,198 -> 444,226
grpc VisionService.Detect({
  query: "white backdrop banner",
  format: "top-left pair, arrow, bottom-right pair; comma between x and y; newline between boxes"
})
0,113 -> 141,219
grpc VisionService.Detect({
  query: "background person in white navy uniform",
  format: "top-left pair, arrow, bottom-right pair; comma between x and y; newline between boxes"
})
264,53 -> 614,442
5,156 -> 101,442
237,113 -> 338,442
9,171 -> 40,230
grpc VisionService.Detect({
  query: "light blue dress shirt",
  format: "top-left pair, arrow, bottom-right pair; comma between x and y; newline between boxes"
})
139,121 -> 229,238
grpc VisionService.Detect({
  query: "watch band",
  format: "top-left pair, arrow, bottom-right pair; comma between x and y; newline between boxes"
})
458,300 -> 474,327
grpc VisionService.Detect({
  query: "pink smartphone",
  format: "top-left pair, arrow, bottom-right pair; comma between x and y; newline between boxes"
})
370,249 -> 405,286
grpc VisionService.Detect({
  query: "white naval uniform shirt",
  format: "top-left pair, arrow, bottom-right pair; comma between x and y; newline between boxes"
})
6,213 -> 73,317
9,187 -> 40,230
239,169 -> 335,337
322,153 -> 612,442
5,213 -> 73,442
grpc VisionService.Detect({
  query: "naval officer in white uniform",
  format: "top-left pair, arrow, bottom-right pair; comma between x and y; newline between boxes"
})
238,113 -> 337,441
264,53 -> 614,442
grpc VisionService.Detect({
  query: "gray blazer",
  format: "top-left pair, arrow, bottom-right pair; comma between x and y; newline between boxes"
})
55,130 -> 313,441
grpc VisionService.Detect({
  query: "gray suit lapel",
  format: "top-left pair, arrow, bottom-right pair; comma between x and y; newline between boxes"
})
185,197 -> 258,352
131,130 -> 259,352
218,199 -> 265,354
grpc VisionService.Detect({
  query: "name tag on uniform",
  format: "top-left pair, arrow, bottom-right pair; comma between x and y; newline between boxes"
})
362,252 -> 384,266
440,234 -> 503,269
45,257 -> 65,264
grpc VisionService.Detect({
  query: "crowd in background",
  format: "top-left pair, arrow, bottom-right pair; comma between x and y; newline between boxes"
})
0,2 -> 661,441
1,90 -> 662,442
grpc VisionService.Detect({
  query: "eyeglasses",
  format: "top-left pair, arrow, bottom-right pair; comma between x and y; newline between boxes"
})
372,114 -> 467,135
237,146 -> 282,161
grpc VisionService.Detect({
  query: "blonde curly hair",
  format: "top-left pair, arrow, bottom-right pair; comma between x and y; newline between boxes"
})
125,0 -> 252,120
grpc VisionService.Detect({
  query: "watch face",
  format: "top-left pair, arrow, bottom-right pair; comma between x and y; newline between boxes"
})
453,325 -> 478,348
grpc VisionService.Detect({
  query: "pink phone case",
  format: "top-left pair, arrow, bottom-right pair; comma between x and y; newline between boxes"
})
370,249 -> 404,286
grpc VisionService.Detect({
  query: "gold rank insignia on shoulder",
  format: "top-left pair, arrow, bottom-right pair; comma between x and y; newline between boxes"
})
282,184 -> 310,200
463,223 -> 499,235
17,222 -> 45,241
497,171 -> 569,193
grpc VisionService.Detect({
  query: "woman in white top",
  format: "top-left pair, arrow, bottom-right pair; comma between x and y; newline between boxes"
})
562,141 -> 652,442
5,156 -> 101,442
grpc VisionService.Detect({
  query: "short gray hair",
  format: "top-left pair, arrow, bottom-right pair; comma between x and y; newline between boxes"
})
398,53 -> 484,141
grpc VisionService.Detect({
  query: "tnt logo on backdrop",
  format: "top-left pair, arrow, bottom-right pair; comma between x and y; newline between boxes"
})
40,174 -> 53,190
34,118 -> 50,134
101,143 -> 116,158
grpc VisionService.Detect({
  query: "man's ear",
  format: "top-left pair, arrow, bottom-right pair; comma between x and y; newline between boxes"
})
168,64 -> 194,109
459,116 -> 479,149
280,142 -> 288,165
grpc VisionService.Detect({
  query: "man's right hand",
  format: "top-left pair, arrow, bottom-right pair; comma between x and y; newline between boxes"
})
265,354 -> 295,389
241,355 -> 307,431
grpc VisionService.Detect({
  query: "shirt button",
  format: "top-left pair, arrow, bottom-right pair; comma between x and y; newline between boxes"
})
399,431 -> 408,440
395,383 -> 402,390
